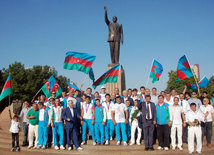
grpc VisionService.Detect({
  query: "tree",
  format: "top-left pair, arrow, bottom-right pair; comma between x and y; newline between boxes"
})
0,62 -> 70,112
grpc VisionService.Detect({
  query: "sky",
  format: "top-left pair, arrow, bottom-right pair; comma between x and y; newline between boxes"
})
0,0 -> 214,93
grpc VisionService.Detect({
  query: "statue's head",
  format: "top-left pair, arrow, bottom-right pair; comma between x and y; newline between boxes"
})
112,16 -> 117,23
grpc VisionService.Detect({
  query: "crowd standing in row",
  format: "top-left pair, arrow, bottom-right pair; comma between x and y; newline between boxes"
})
9,85 -> 214,154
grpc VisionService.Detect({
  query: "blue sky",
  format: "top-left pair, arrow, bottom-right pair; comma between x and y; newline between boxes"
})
0,0 -> 214,92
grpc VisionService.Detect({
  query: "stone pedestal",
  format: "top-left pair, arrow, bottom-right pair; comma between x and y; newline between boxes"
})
106,64 -> 126,95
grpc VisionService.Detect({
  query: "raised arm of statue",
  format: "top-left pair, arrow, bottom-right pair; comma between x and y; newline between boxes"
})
121,25 -> 123,44
104,6 -> 110,25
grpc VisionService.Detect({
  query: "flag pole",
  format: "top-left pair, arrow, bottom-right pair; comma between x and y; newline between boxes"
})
34,88 -> 42,97
9,95 -> 11,106
145,59 -> 154,88
79,74 -> 88,90
185,55 -> 199,86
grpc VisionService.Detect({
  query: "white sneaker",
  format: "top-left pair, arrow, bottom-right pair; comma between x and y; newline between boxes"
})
77,147 -> 83,151
123,141 -> 128,146
81,141 -> 86,145
164,147 -> 169,151
136,142 -> 141,145
93,141 -> 96,146
41,145 -> 46,149
116,141 -> 120,146
129,142 -> 134,146
157,146 -> 163,150
60,145 -> 65,150
28,146 -> 33,149
178,146 -> 183,151
110,137 -> 113,141
36,145 -> 41,149
172,146 -> 176,150
105,140 -> 109,145
55,146 -> 59,150
68,147 -> 72,150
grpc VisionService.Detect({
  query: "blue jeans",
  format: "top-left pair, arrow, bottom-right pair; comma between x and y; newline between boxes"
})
23,122 -> 29,145
95,123 -> 104,144
53,122 -> 64,146
38,121 -> 47,146
116,123 -> 127,142
105,119 -> 115,140
126,120 -> 131,138
82,119 -> 95,141
202,122 -> 212,144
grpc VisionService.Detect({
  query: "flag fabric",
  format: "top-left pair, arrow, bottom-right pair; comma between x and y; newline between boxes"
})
187,77 -> 209,90
176,55 -> 194,81
89,68 -> 95,83
68,82 -> 85,94
64,51 -> 96,74
149,59 -> 163,83
41,75 -> 62,98
92,64 -> 120,89
0,74 -> 12,101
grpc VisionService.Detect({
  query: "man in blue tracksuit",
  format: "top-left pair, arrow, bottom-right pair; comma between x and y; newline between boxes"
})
94,99 -> 106,145
102,94 -> 115,145
37,102 -> 49,149
156,95 -> 170,151
51,98 -> 65,150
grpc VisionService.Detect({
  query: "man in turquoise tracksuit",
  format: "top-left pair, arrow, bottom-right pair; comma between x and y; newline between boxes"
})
94,99 -> 106,145
37,102 -> 49,149
156,95 -> 170,151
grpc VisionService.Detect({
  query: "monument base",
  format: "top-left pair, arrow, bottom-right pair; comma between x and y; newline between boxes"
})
106,64 -> 126,95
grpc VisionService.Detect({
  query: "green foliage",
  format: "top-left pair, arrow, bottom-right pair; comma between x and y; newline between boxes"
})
165,70 -> 214,97
0,62 -> 69,104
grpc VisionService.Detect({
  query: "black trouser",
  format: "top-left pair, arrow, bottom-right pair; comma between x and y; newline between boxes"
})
23,122 -> 29,145
12,133 -> 19,148
157,125 -> 170,148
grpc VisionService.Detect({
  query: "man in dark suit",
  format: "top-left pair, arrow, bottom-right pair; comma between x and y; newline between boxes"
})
138,95 -> 156,151
62,99 -> 83,151
121,90 -> 134,106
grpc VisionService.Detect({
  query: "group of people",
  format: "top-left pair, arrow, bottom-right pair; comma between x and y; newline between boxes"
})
8,85 -> 214,154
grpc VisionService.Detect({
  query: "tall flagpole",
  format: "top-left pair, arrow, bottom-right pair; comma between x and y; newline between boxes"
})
9,95 -> 11,106
145,59 -> 154,88
79,74 -> 88,90
185,55 -> 199,86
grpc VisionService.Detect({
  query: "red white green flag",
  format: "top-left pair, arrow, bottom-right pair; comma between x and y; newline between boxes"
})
0,74 -> 12,101
92,64 -> 120,89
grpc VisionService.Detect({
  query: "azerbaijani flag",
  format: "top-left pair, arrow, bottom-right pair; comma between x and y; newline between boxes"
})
89,68 -> 95,83
92,64 -> 120,89
176,55 -> 193,81
41,75 -> 62,98
187,76 -> 209,90
64,51 -> 96,74
0,74 -> 12,101
149,59 -> 163,83
68,82 -> 85,93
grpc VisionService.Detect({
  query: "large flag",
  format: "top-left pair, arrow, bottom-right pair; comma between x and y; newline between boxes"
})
41,75 -> 62,98
176,55 -> 194,81
149,59 -> 163,83
89,68 -> 95,83
64,51 -> 96,74
0,74 -> 12,101
92,64 -> 120,89
187,77 -> 209,90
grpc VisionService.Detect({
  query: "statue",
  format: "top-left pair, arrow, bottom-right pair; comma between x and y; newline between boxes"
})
104,6 -> 123,64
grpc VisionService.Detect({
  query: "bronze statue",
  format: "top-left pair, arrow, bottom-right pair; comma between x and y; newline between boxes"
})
104,7 -> 123,64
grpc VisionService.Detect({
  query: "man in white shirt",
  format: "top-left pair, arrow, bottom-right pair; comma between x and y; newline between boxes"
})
200,97 -> 214,147
131,88 -> 138,101
151,88 -> 158,105
179,93 -> 190,143
100,86 -> 107,103
186,103 -> 203,154
19,101 -> 32,146
112,96 -> 128,146
170,89 -> 179,103
169,97 -> 185,151
164,93 -> 173,106
102,94 -> 115,144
